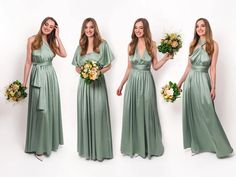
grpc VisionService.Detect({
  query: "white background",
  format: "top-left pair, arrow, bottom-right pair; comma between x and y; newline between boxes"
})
0,0 -> 236,177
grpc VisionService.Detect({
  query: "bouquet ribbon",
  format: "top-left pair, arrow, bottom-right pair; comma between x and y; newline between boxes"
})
31,61 -> 52,111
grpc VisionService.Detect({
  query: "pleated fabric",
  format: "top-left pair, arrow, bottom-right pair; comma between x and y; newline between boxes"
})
121,47 -> 164,158
183,41 -> 233,158
25,41 -> 64,156
72,41 -> 114,161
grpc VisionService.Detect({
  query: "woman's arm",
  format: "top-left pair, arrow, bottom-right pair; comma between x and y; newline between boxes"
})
177,59 -> 191,89
100,64 -> 111,73
55,26 -> 67,57
152,41 -> 172,70
22,37 -> 34,87
116,59 -> 132,96
209,41 -> 219,100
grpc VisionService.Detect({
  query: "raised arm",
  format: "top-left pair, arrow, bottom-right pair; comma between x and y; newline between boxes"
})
54,26 -> 67,57
209,41 -> 219,100
152,41 -> 172,70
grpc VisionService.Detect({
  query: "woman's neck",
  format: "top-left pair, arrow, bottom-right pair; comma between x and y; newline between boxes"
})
88,37 -> 94,44
42,35 -> 47,41
137,38 -> 145,48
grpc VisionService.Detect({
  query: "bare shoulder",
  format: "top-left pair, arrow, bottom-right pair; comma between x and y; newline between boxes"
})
128,44 -> 131,52
152,41 -> 157,46
213,40 -> 219,48
28,35 -> 36,44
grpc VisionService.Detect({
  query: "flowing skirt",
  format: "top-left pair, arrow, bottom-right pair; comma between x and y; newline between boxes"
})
121,69 -> 164,158
25,66 -> 63,156
77,75 -> 113,161
183,70 -> 233,158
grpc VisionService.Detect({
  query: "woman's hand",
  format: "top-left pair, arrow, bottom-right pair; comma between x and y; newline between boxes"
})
116,85 -> 123,96
164,53 -> 173,60
55,25 -> 59,39
177,82 -> 182,92
210,88 -> 216,100
22,81 -> 26,88
75,66 -> 81,74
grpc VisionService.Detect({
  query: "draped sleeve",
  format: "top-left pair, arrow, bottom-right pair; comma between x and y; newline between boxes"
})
99,41 -> 115,67
72,45 -> 82,66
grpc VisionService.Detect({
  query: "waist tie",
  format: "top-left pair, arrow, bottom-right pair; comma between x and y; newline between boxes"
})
132,65 -> 150,71
31,61 -> 52,111
191,65 -> 208,73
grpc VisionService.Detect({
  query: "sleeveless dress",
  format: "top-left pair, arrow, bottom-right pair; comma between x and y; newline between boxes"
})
25,41 -> 64,156
183,40 -> 233,158
121,47 -> 164,158
72,41 -> 114,161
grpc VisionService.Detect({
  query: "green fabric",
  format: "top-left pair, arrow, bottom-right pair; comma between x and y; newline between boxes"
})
121,47 -> 164,158
183,41 -> 233,158
25,41 -> 64,156
72,41 -> 114,161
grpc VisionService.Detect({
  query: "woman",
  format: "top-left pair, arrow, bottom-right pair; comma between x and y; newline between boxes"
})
72,18 -> 114,161
177,18 -> 233,158
23,17 -> 67,161
117,18 -> 172,158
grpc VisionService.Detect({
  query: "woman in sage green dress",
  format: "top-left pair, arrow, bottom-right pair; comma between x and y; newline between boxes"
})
72,18 -> 114,161
178,18 -> 233,158
23,17 -> 67,161
117,18 -> 172,158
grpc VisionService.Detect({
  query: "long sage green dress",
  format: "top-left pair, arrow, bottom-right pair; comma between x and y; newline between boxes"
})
25,41 -> 64,156
121,47 -> 164,158
72,41 -> 114,161
183,40 -> 233,158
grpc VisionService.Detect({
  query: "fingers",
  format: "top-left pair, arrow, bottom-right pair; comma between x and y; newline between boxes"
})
116,88 -> 122,96
210,92 -> 215,100
75,67 -> 81,73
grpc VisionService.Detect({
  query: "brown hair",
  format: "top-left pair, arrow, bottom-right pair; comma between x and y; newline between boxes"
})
32,17 -> 58,54
128,18 -> 154,58
189,18 -> 214,56
79,18 -> 102,56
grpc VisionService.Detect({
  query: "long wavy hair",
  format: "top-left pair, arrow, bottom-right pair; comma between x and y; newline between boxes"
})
32,17 -> 58,54
79,18 -> 102,56
189,18 -> 214,56
128,18 -> 154,58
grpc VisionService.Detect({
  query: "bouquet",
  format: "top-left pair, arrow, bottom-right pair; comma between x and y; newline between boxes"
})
80,60 -> 103,84
5,80 -> 27,102
158,33 -> 182,56
160,81 -> 181,102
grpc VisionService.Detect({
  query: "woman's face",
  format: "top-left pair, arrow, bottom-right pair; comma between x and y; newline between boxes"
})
84,21 -> 95,38
41,19 -> 56,35
134,21 -> 144,38
196,20 -> 206,37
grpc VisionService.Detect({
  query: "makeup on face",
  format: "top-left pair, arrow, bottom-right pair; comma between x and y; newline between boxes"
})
42,19 -> 56,35
84,21 -> 95,37
196,20 -> 206,36
134,21 -> 144,38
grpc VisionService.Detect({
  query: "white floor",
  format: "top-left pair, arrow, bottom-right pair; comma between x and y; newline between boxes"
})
1,101 -> 235,177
